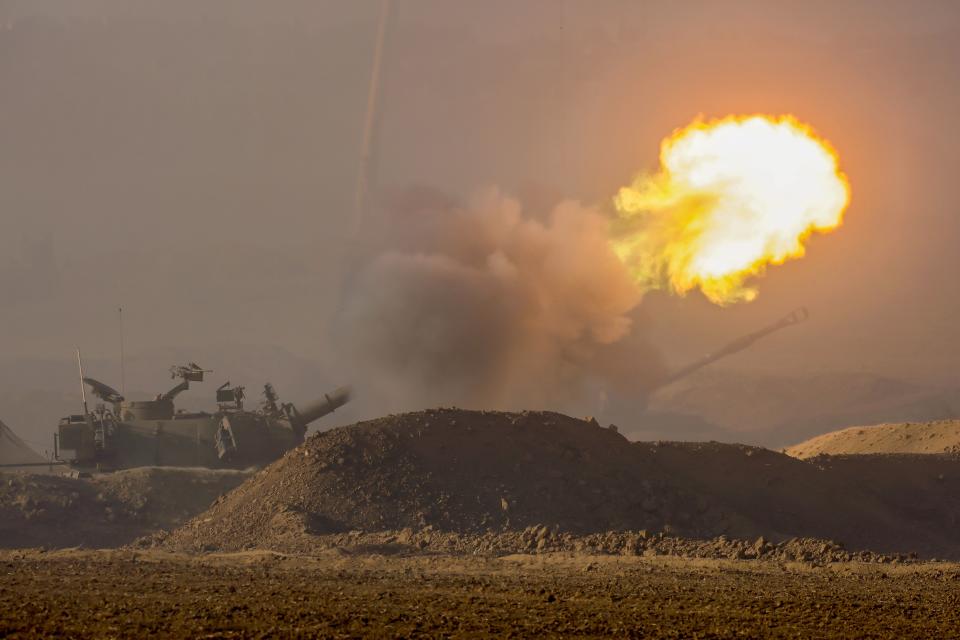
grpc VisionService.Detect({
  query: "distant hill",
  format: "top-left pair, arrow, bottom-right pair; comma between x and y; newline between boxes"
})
786,420 -> 960,458
635,370 -> 960,448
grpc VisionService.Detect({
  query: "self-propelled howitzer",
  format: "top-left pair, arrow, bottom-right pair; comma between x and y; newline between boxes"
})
56,363 -> 350,471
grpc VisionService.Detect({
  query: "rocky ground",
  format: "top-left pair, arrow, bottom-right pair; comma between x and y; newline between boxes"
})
144,526 -> 913,566
3,549 -> 960,638
6,408 -> 960,637
160,408 -> 960,559
0,467 -> 250,548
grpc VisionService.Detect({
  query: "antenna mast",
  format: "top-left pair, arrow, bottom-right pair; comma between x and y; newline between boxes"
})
118,306 -> 126,397
76,349 -> 89,416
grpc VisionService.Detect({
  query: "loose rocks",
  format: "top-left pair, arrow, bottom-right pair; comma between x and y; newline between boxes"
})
160,409 -> 960,559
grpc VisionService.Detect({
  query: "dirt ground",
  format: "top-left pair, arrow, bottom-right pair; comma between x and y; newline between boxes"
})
2,549 -> 960,638
6,410 -> 960,637
0,468 -> 251,548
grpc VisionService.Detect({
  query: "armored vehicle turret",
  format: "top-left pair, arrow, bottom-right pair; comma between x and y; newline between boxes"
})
56,362 -> 350,471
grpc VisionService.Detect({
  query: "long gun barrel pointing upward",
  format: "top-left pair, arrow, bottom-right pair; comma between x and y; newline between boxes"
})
660,307 -> 809,388
292,386 -> 352,429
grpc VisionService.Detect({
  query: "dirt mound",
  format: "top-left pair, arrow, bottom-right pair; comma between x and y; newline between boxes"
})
810,453 -> 960,554
0,467 -> 249,548
162,409 -> 960,559
786,420 -> 960,458
162,410 -> 710,551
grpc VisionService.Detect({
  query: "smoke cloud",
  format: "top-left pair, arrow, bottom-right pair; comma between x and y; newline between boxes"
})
335,187 -> 666,415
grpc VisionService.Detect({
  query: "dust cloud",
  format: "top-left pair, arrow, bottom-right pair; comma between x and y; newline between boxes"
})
334,187 -> 665,414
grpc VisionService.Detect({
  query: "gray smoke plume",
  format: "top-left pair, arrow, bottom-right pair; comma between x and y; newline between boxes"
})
335,187 -> 666,415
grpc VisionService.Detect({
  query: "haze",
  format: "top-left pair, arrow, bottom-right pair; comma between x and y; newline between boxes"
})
2,0 -> 959,448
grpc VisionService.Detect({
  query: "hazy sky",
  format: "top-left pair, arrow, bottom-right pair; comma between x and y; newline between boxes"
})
2,0 -> 959,391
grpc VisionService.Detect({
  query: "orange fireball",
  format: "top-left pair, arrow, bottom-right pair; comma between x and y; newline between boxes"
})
612,115 -> 851,304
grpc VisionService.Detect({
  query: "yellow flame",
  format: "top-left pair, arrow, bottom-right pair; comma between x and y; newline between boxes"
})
612,114 -> 850,304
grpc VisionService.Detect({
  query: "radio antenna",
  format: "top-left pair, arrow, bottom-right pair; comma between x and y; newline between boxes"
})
118,306 -> 126,396
76,349 -> 89,416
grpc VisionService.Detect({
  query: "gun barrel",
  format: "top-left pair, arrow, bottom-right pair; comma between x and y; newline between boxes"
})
294,386 -> 352,426
660,307 -> 809,388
